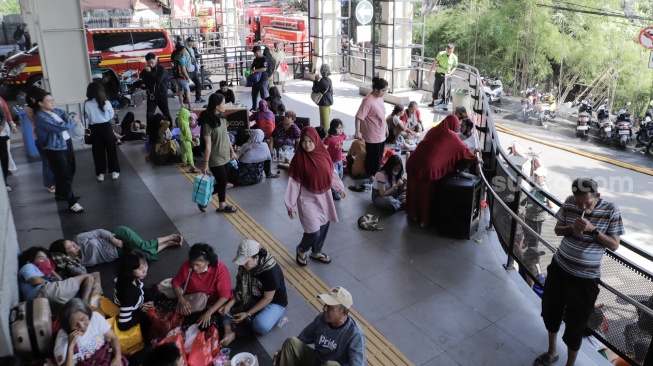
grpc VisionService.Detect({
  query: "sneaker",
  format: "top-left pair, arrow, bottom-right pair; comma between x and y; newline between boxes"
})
97,174 -> 105,182
6,185 -> 12,192
427,102 -> 435,107
195,98 -> 206,103
111,172 -> 120,180
70,203 -> 85,213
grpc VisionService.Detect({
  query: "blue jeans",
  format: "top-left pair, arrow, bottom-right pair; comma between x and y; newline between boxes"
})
297,222 -> 330,255
176,79 -> 191,94
223,301 -> 285,335
333,161 -> 343,179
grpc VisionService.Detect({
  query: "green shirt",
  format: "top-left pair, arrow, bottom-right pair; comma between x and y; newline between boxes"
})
525,182 -> 550,222
202,116 -> 231,167
435,51 -> 458,74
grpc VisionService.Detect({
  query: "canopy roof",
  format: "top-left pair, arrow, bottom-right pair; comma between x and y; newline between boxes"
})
82,0 -> 161,10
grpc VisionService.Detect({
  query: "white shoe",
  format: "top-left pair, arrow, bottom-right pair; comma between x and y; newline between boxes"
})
97,174 -> 105,182
6,185 -> 12,192
111,172 -> 120,180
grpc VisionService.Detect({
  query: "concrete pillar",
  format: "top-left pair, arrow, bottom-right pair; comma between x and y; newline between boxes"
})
379,1 -> 412,90
0,170 -> 20,357
310,0 -> 341,73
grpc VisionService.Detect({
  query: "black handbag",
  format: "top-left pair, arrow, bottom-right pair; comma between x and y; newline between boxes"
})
83,101 -> 93,145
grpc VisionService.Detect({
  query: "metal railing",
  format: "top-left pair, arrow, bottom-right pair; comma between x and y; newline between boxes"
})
454,62 -> 653,365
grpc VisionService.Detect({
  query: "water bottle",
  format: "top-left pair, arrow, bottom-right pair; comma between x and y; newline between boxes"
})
272,148 -> 278,161
279,149 -> 286,162
230,159 -> 238,170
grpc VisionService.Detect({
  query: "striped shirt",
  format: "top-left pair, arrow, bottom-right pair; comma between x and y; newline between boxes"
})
554,196 -> 624,279
114,278 -> 144,329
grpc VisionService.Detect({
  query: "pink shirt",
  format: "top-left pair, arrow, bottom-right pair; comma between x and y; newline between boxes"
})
284,170 -> 345,233
323,134 -> 347,163
355,94 -> 387,143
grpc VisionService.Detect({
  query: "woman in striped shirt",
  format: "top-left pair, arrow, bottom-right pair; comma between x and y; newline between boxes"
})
114,250 -> 154,338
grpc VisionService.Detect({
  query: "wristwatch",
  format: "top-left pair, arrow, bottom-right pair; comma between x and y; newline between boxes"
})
591,228 -> 600,237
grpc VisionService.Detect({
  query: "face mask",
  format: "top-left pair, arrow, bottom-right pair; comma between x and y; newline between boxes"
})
35,260 -> 55,277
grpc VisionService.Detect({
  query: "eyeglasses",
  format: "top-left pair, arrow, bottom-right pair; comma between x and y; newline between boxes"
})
43,99 -> 55,103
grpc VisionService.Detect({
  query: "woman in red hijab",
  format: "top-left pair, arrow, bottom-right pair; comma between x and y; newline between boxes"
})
285,126 -> 346,266
406,114 -> 480,227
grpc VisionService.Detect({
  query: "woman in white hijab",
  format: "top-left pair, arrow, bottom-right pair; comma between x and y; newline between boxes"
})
228,129 -> 274,185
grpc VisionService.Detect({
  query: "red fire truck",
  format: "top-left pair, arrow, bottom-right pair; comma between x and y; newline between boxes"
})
244,6 -> 308,51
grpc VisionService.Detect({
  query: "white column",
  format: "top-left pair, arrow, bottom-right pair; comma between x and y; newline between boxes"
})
379,1 -> 412,90
311,0 -> 341,72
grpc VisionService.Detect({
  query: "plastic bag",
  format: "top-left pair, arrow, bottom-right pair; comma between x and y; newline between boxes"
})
187,331 -> 212,366
207,326 -> 221,358
158,333 -> 188,366
148,307 -> 184,340
184,324 -> 201,354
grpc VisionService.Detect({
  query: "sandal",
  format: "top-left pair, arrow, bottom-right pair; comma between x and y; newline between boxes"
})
188,166 -> 200,173
69,203 -> 85,213
295,249 -> 308,267
533,353 -> 559,366
310,252 -> 332,264
216,204 -> 237,213
267,173 -> 280,178
198,204 -> 208,213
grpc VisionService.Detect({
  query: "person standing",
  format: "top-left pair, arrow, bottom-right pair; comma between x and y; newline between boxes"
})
141,53 -> 172,124
534,177 -> 624,366
250,46 -> 270,112
354,77 -> 388,185
427,44 -> 458,108
184,37 -> 205,104
271,42 -> 287,93
24,86 -> 55,194
198,94 -> 238,213
13,22 -> 28,51
312,64 -> 333,130
34,92 -> 84,213
84,83 -> 120,182
286,127 -> 346,267
174,44 -> 194,110
0,98 -> 17,192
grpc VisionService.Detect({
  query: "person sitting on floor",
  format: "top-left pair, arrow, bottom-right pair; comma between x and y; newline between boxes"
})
274,286 -> 365,366
142,343 -> 183,366
218,240 -> 288,347
49,226 -> 182,277
214,81 -> 236,104
457,117 -> 480,153
249,100 -> 275,139
113,250 -> 154,340
270,111 -> 301,171
18,246 -> 96,313
265,86 -> 285,115
346,138 -> 367,179
119,112 -> 146,141
372,155 -> 406,212
400,101 -> 424,137
146,114 -> 181,165
227,129 -> 278,185
386,104 -> 417,144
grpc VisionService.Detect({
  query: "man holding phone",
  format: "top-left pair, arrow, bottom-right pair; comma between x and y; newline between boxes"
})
534,177 -> 624,366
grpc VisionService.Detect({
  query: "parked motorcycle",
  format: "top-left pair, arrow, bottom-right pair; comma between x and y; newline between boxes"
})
635,108 -> 653,145
481,76 -> 503,103
612,102 -> 634,149
594,99 -> 614,143
576,98 -> 593,137
537,92 -> 557,124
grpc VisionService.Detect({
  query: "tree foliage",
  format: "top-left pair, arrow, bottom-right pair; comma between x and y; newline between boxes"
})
0,0 -> 20,15
422,0 -> 653,112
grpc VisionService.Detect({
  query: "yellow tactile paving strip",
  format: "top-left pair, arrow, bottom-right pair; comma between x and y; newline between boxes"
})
178,167 -> 414,366
496,124 -> 653,176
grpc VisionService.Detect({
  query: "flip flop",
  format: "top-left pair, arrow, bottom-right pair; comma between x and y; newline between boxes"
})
348,185 -> 365,192
267,173 -> 280,178
533,352 -> 559,366
296,249 -> 307,267
310,252 -> 331,264
197,204 -> 207,213
216,204 -> 237,213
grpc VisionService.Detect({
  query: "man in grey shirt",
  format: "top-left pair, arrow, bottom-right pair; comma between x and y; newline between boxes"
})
276,286 -> 366,366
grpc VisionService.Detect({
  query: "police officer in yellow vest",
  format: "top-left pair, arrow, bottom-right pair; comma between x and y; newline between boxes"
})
428,44 -> 458,108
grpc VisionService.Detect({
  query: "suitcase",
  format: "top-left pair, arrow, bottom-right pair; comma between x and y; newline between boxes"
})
436,171 -> 483,239
10,298 -> 54,359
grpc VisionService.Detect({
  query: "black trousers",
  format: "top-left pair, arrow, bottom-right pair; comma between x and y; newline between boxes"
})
541,258 -> 600,351
0,135 -> 9,184
90,122 -> 120,176
433,72 -> 446,103
209,163 -> 229,203
251,79 -> 269,109
364,142 -> 384,178
188,71 -> 203,100
146,94 -> 172,126
44,140 -> 78,207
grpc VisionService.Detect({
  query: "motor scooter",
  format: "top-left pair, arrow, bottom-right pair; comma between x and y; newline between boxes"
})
481,76 -> 503,103
612,102 -> 634,149
635,108 -> 653,145
576,98 -> 593,137
537,92 -> 557,125
594,99 -> 613,144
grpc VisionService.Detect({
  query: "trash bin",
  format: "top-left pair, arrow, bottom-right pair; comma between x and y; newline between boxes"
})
15,107 -> 39,158
452,88 -> 473,116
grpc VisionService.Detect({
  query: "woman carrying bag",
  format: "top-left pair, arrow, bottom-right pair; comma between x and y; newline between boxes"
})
84,82 -> 120,182
312,64 -> 333,130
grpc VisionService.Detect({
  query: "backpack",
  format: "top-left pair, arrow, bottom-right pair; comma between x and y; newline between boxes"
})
266,55 -> 275,77
173,57 -> 183,79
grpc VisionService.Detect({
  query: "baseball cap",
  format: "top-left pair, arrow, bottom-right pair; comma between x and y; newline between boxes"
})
232,239 -> 260,265
318,286 -> 353,309
533,167 -> 548,177
447,43 -> 455,49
